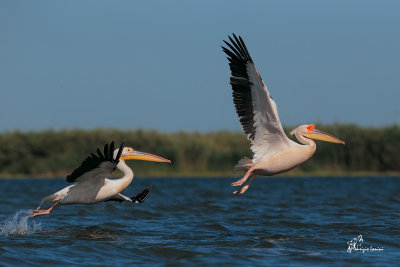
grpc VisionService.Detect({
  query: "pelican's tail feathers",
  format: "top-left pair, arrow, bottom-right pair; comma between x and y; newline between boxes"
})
41,194 -> 60,205
40,185 -> 71,205
234,157 -> 253,172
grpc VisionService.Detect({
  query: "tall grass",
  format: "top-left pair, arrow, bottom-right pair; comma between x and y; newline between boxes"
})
0,124 -> 399,177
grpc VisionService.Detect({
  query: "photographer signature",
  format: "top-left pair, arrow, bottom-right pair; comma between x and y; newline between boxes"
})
347,235 -> 384,254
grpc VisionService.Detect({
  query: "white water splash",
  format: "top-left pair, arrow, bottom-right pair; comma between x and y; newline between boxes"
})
0,210 -> 41,236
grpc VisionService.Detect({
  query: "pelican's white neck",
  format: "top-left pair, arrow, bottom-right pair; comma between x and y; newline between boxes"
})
115,160 -> 134,192
295,132 -> 316,147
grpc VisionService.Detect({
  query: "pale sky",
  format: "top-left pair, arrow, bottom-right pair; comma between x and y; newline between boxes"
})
1,0 -> 399,132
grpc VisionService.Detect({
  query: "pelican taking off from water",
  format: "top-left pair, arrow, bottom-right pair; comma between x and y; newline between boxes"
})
222,34 -> 345,194
30,141 -> 171,217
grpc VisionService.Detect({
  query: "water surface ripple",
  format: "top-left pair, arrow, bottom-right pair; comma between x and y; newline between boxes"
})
0,177 -> 399,266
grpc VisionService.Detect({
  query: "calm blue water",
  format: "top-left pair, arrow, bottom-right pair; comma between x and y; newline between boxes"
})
0,177 -> 399,266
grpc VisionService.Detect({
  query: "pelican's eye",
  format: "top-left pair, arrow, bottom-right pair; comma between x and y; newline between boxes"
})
306,124 -> 315,132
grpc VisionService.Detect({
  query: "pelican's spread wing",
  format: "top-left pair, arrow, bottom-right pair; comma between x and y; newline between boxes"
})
66,141 -> 124,183
222,34 -> 292,160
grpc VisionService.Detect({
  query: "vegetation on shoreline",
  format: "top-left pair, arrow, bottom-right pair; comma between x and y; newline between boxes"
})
0,124 -> 399,178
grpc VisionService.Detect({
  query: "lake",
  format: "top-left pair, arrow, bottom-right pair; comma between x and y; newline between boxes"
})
0,177 -> 399,266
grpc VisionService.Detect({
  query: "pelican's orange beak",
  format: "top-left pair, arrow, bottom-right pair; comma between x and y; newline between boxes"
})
121,150 -> 171,163
301,125 -> 345,144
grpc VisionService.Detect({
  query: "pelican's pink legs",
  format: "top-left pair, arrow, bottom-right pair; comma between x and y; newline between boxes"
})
233,175 -> 256,195
29,201 -> 60,218
231,167 -> 254,187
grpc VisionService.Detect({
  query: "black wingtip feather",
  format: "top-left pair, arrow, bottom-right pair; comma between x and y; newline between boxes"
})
131,185 -> 152,203
239,36 -> 252,62
115,141 -> 124,162
66,141 -> 124,184
222,33 -> 257,141
97,148 -> 103,159
109,141 -> 115,160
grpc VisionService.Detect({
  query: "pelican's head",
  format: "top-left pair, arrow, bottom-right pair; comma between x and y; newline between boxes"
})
290,124 -> 345,144
115,147 -> 171,163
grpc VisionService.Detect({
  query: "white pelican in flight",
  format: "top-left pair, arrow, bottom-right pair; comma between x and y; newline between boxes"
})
30,141 -> 170,217
222,34 -> 345,195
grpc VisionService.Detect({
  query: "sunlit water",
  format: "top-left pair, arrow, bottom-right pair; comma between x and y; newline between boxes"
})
0,177 -> 399,266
